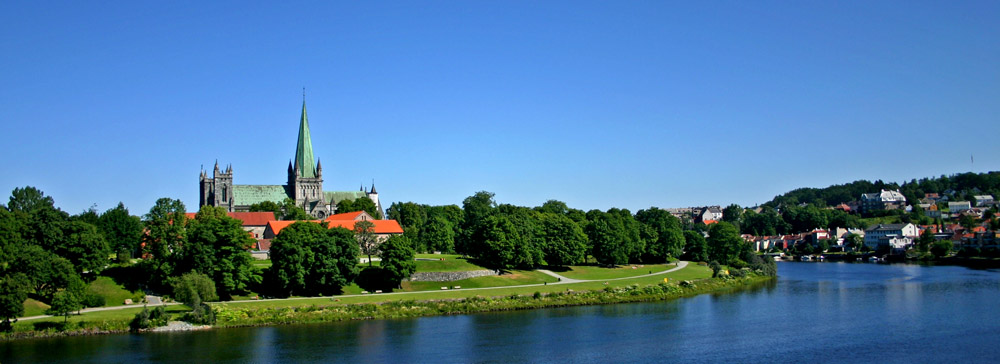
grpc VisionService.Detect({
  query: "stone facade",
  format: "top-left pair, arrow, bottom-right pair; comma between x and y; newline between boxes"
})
407,270 -> 499,282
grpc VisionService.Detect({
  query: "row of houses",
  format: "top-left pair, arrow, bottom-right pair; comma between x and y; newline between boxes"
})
185,211 -> 404,259
744,222 -> 1000,254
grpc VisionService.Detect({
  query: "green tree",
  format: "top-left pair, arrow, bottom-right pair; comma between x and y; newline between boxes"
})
268,222 -> 359,296
179,206 -> 258,299
171,271 -> 218,307
471,215 -> 521,270
419,215 -> 455,253
387,201 -> 427,242
0,273 -> 29,330
142,198 -> 187,289
280,198 -> 313,220
931,240 -> 952,258
248,201 -> 281,220
636,207 -> 684,262
918,229 -> 935,253
722,204 -> 743,227
98,202 -> 143,260
707,222 -> 743,265
587,213 -> 628,266
45,277 -> 85,322
459,191 -> 496,255
378,235 -> 416,288
844,233 -> 863,252
537,212 -> 587,266
58,221 -> 111,274
355,220 -> 378,267
336,197 -> 381,219
8,186 -> 55,213
682,230 -> 709,262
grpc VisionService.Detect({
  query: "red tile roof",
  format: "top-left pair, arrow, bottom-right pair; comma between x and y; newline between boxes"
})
265,219 -> 404,236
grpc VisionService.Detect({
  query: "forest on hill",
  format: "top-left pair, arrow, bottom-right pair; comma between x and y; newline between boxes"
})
762,171 -> 1000,208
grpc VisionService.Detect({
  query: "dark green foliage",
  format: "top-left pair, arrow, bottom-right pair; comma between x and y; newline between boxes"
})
176,206 -> 257,299
459,191 -> 497,255
248,201 -> 281,220
58,221 -> 111,274
538,213 -> 587,266
0,273 -> 29,329
709,261 -> 723,278
183,303 -> 216,325
635,207 -> 685,262
419,216 -> 455,253
378,235 -> 417,287
471,215 -> 525,270
82,292 -> 106,308
279,198 -> 313,220
141,198 -> 187,290
707,222 -> 743,265
130,306 -> 169,332
931,241 -> 952,258
587,213 -> 629,266
46,288 -> 83,322
98,202 -> 143,260
355,267 -> 393,292
172,271 -> 219,307
268,222 -> 359,296
682,230 -> 709,262
336,197 -> 381,219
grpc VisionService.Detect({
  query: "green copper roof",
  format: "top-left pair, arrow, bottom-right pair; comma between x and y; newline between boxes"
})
295,100 -> 317,178
233,185 -> 290,206
324,191 -> 367,203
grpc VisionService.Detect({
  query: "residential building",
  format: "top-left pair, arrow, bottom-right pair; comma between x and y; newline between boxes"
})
863,223 -> 918,248
948,201 -> 972,214
973,195 -> 995,207
860,190 -> 907,212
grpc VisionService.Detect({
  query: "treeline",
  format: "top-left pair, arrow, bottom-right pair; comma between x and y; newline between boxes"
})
0,187 -> 144,327
764,171 -> 1000,209
387,191 -> 775,275
0,186 -> 415,328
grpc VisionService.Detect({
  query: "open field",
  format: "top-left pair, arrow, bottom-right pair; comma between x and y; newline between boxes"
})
402,270 -> 557,291
557,263 -> 676,280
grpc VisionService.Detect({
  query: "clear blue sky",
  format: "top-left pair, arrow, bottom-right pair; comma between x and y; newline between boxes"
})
2,1 -> 998,215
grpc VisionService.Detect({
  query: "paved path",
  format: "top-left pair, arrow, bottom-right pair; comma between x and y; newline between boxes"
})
18,261 -> 690,321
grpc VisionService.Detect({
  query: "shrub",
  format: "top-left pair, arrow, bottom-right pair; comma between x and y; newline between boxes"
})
533,291 -> 542,299
182,303 -> 216,325
709,261 -> 723,278
83,293 -> 106,308
172,272 -> 218,307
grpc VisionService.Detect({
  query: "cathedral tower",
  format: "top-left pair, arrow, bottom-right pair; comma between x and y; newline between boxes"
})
288,98 -> 324,211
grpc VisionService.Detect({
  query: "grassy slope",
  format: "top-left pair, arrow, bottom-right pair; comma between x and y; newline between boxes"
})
557,263 -> 676,280
413,255 -> 484,272
87,277 -> 141,307
22,298 -> 50,317
402,270 -> 557,291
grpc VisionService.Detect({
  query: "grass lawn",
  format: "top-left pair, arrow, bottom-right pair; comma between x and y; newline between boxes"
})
413,255 -> 486,272
87,276 -> 142,307
557,263 -> 677,280
23,298 -> 50,317
251,259 -> 272,269
402,270 -> 556,291
12,305 -> 191,332
15,263 -> 714,328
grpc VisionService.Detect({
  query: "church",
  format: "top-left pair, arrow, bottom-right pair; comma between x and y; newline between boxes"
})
199,99 -> 383,219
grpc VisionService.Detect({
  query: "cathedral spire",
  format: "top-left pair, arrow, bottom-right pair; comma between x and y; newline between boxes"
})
295,97 -> 317,178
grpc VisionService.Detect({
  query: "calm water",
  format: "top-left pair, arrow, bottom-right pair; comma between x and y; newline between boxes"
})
4,262 -> 1000,363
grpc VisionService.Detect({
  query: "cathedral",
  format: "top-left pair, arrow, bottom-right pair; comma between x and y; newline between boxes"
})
199,99 -> 383,219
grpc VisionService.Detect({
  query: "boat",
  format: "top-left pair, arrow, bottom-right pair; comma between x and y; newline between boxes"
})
800,255 -> 811,261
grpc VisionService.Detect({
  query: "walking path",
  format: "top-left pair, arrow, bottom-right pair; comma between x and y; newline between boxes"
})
18,261 -> 689,322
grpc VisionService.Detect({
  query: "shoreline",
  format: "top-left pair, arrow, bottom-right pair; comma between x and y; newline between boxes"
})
1,275 -> 773,341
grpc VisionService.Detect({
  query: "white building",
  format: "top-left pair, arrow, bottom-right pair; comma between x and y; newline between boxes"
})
861,189 -> 907,212
864,223 -> 918,248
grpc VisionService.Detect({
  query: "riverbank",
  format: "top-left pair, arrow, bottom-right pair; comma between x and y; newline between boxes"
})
214,275 -> 775,328
2,265 -> 771,341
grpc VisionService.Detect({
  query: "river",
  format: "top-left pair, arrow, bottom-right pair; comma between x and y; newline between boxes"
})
3,262 -> 1000,363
